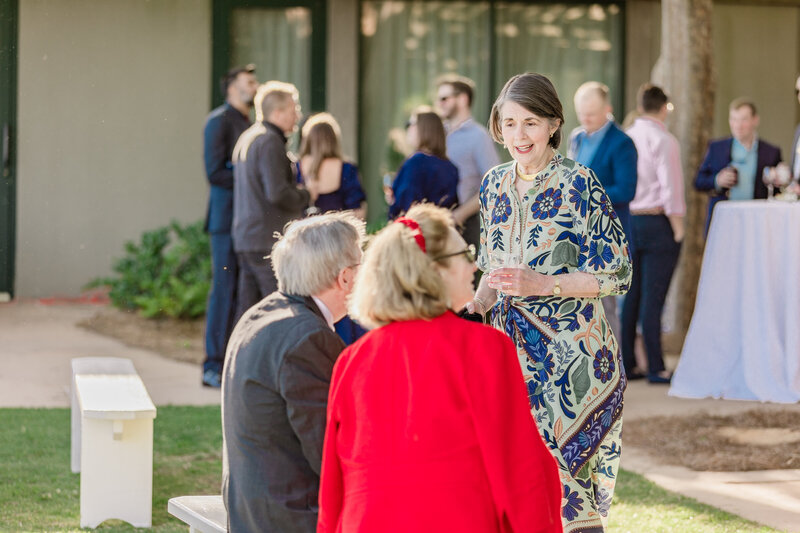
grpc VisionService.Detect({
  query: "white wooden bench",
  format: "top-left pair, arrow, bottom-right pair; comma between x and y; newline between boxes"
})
168,495 -> 227,533
72,358 -> 157,528
70,357 -> 137,473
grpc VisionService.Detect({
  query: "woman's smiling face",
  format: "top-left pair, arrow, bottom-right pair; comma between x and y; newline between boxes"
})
500,101 -> 557,173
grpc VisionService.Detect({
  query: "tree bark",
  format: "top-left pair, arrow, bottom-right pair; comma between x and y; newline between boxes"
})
651,0 -> 714,352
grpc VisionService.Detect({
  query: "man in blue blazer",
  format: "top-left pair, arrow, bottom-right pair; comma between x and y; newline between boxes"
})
201,65 -> 258,387
695,98 -> 782,233
568,82 -> 638,242
568,81 -> 638,338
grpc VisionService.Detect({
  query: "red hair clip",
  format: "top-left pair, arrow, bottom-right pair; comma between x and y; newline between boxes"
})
395,217 -> 427,253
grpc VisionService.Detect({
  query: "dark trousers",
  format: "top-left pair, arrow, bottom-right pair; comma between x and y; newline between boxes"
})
235,251 -> 278,322
204,232 -> 239,373
621,215 -> 681,375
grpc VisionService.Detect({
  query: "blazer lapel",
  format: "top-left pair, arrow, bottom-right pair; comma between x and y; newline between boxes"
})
588,123 -> 616,169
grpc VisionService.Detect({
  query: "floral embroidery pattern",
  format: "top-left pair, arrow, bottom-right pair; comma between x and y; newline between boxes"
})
477,155 -> 631,532
491,193 -> 512,224
531,187 -> 563,220
593,346 -> 615,383
562,486 -> 584,521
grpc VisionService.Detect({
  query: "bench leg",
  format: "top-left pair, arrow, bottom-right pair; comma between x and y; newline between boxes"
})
80,417 -> 153,528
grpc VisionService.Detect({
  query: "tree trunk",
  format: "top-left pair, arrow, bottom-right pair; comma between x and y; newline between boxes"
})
651,0 -> 714,353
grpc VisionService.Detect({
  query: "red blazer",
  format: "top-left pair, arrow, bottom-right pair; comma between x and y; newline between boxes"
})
318,311 -> 563,533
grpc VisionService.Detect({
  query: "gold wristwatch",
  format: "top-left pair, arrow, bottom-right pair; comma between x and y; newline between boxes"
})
552,276 -> 562,296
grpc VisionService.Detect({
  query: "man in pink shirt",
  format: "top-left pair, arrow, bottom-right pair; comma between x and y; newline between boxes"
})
620,84 -> 686,384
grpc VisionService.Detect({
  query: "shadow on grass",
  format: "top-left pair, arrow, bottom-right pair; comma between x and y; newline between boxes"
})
0,406 -> 222,532
610,469 -> 779,533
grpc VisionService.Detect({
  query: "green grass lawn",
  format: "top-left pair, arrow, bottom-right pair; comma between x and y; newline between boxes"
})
0,406 -> 780,532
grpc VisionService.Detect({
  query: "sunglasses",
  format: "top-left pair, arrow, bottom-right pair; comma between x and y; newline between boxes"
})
433,244 -> 476,263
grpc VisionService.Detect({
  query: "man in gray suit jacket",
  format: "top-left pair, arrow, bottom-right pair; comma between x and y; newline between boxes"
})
222,212 -> 364,533
232,80 -> 310,320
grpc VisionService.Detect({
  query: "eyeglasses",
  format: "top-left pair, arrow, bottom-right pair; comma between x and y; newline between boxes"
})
432,244 -> 476,263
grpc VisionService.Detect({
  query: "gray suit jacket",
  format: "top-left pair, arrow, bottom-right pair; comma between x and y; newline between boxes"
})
232,121 -> 310,252
222,292 -> 345,533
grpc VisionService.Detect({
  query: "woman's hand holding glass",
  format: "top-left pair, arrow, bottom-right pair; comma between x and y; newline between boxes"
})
486,252 -> 551,297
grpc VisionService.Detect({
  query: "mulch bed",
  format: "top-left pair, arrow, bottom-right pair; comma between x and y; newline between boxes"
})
78,306 -> 204,365
624,410 -> 800,471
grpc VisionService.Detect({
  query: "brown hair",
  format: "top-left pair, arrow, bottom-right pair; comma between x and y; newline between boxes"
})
637,83 -> 669,114
489,73 -> 564,149
411,107 -> 448,159
436,74 -> 475,107
298,113 -> 343,183
729,97 -> 758,116
349,203 -> 454,328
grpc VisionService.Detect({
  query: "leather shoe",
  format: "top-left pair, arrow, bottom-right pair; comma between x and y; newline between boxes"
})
625,369 -> 647,381
202,369 -> 222,388
647,372 -> 672,384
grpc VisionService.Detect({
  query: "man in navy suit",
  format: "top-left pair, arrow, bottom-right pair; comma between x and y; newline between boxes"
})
202,65 -> 259,387
695,98 -> 782,233
568,81 -> 638,337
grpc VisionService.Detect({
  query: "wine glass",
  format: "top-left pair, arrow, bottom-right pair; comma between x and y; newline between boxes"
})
488,250 -> 520,295
774,163 -> 792,192
762,166 -> 775,200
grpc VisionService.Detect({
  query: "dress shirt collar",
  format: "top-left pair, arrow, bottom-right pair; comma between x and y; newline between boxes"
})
637,115 -> 666,131
263,120 -> 288,144
311,296 -> 336,330
732,135 -> 758,154
584,119 -> 612,139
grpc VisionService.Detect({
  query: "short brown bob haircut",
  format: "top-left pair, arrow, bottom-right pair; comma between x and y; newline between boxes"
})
489,73 -> 564,150
349,203 -> 456,329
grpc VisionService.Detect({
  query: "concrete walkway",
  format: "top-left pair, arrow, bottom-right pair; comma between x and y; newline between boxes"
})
0,300 -> 219,407
1,300 -> 799,531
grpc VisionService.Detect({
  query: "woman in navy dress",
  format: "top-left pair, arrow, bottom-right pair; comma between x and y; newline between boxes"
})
296,113 -> 367,343
387,108 -> 459,219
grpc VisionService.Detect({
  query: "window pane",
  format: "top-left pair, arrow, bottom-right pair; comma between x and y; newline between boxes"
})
493,3 -> 624,144
231,7 -> 312,113
360,1 -> 492,222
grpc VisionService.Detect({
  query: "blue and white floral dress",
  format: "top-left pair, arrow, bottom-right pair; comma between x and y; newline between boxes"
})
478,153 -> 631,533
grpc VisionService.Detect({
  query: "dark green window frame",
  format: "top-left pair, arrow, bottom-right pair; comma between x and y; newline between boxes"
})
211,0 -> 327,111
0,0 -> 17,298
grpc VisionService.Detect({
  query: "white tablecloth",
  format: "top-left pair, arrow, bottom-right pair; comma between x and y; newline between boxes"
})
670,200 -> 800,403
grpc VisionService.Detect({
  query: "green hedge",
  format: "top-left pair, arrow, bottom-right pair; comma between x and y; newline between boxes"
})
88,220 -> 210,319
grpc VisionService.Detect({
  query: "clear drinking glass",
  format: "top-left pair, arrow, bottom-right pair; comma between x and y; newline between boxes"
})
762,166 -> 775,200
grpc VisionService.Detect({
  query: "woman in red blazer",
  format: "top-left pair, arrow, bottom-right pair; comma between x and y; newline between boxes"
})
317,203 -> 562,533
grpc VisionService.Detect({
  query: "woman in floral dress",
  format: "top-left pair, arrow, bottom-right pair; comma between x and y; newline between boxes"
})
468,73 -> 632,533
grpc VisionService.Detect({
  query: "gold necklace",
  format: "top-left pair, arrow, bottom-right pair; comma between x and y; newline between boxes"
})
515,150 -> 553,182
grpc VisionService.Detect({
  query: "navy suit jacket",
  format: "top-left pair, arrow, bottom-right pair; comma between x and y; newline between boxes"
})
694,137 -> 782,232
203,103 -> 251,234
569,123 -> 638,243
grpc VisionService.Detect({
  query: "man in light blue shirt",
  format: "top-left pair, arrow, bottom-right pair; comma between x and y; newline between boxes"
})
695,98 -> 783,232
436,75 -> 500,251
567,82 -> 638,340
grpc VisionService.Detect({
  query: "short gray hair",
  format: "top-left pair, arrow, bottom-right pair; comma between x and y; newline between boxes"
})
271,212 -> 364,296
255,80 -> 299,122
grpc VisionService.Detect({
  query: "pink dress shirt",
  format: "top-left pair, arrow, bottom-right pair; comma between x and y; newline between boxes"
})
626,116 -> 686,216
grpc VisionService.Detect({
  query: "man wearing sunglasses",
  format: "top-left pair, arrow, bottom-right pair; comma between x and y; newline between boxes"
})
436,75 -> 500,255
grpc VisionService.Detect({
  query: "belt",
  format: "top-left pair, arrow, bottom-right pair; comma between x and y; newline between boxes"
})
630,208 -> 665,216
